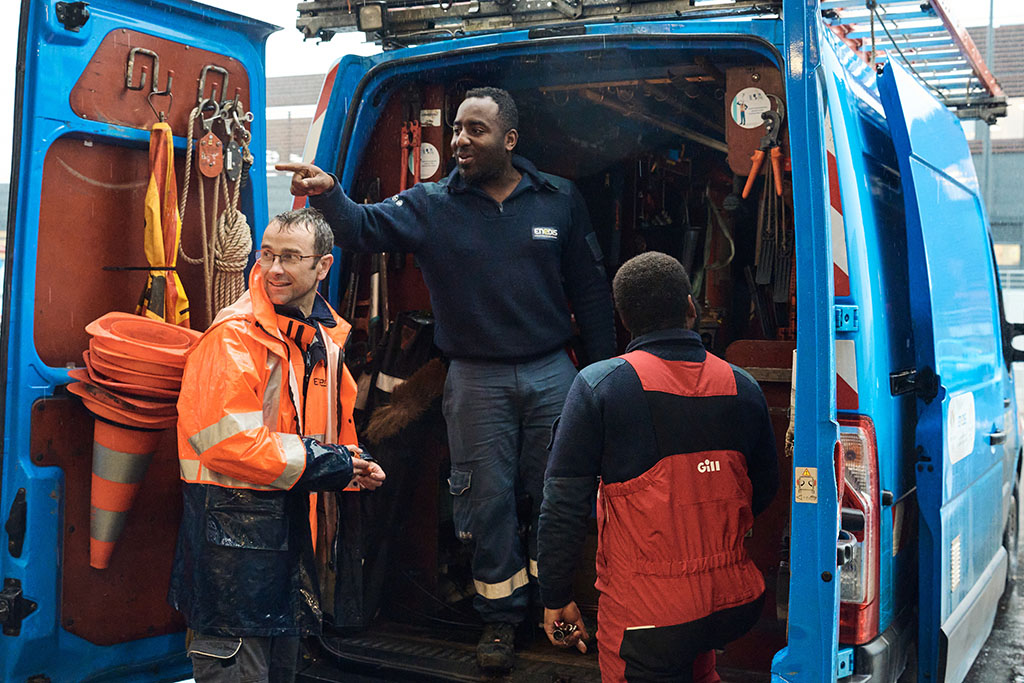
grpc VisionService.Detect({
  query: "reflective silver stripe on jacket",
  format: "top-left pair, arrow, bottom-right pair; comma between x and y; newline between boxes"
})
179,436 -> 305,491
269,433 -> 306,489
473,567 -> 529,600
263,355 -> 283,428
188,411 -> 264,456
375,372 -> 405,394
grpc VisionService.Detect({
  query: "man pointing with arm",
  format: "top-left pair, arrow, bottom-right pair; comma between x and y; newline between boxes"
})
278,87 -> 615,674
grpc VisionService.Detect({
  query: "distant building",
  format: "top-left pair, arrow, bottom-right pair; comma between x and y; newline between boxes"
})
965,24 -> 1024,305
266,74 -> 323,216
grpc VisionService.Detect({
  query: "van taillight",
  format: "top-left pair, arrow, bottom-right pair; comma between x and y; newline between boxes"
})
838,416 -> 880,645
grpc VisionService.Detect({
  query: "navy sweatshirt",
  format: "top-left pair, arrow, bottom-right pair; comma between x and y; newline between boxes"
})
536,329 -> 780,609
310,156 -> 615,364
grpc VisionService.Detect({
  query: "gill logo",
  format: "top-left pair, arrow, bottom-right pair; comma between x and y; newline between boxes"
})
697,459 -> 721,473
532,227 -> 559,240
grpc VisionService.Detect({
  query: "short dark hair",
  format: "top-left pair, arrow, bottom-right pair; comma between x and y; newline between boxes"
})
612,252 -> 692,336
270,207 -> 333,257
465,87 -> 518,133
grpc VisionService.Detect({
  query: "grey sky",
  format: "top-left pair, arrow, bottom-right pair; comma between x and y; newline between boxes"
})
1,0 -> 1022,183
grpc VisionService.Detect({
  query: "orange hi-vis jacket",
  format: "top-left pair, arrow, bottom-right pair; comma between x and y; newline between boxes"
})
176,265 -> 358,490
169,265 -> 361,637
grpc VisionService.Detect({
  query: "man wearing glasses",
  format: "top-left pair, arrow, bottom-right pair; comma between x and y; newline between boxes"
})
170,208 -> 385,683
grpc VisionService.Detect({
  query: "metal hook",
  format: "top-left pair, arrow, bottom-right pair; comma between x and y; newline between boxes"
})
126,47 -> 159,91
147,89 -> 173,123
198,65 -> 230,106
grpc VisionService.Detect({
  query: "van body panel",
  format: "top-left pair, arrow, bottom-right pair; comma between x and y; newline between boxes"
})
877,60 -> 1011,683
0,1 -> 274,679
819,29 -> 917,651
770,4 -> 842,681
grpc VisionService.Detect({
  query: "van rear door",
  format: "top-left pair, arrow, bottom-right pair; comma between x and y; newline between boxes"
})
878,61 -> 1008,683
0,1 -> 273,679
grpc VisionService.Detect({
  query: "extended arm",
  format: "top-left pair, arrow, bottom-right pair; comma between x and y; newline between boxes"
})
276,161 -> 427,254
537,374 -> 603,609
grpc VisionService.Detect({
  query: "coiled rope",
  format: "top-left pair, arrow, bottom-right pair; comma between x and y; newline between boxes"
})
179,102 -> 253,326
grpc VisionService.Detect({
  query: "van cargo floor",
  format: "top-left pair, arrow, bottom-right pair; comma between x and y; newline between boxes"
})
299,621 -> 768,682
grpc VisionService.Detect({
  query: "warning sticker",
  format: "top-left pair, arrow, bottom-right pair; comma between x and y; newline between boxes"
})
731,87 -> 771,129
795,466 -> 818,504
420,109 -> 442,127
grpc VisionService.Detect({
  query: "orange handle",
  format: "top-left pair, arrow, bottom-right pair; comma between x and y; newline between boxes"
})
770,147 -> 784,196
742,149 -> 766,199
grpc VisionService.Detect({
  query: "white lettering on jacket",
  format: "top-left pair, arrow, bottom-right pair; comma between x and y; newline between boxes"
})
697,458 -> 721,473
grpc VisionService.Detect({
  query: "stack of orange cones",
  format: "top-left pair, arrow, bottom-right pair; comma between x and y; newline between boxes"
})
68,312 -> 200,569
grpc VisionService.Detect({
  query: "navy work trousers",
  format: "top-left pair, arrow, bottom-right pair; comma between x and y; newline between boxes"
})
443,349 -> 577,624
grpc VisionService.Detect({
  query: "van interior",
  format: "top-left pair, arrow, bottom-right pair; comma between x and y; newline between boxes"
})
314,44 -> 798,681
37,41 -> 801,681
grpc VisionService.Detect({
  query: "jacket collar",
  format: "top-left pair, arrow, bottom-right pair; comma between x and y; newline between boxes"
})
625,328 -> 704,354
209,265 -> 351,351
443,154 -> 557,194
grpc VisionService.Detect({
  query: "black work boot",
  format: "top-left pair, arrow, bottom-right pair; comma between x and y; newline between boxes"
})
477,622 -> 516,673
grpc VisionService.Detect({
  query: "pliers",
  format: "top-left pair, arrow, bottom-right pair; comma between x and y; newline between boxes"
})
742,109 -> 784,199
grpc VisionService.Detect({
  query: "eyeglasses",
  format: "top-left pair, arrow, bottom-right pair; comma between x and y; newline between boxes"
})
254,248 -> 324,268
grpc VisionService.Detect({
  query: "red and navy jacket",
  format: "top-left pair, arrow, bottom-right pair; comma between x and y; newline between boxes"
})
537,328 -> 779,624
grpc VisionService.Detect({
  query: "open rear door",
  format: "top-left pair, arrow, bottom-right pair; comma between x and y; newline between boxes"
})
878,61 -> 1007,683
0,1 -> 274,679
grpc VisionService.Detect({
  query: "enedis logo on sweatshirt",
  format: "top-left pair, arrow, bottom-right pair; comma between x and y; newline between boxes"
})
532,227 -> 559,240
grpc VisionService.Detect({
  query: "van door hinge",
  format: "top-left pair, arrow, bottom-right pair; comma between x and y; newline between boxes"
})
834,305 -> 859,332
0,578 -> 37,636
55,2 -> 91,32
837,646 -> 855,678
890,366 -> 940,403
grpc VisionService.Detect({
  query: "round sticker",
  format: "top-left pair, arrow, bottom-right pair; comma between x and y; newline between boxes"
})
731,87 -> 771,129
414,142 -> 441,180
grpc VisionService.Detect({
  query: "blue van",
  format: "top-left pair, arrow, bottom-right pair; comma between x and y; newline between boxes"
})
1,0 -> 1019,681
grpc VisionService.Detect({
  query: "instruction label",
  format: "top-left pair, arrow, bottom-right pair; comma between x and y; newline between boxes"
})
731,87 -> 771,129
420,109 -> 442,127
416,142 -> 441,180
795,466 -> 818,504
947,390 -> 975,464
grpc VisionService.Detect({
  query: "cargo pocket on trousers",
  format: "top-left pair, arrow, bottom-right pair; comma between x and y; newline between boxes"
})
448,467 -> 473,543
188,634 -> 242,680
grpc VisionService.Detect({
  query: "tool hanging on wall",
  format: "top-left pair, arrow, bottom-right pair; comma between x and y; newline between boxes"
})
399,121 -> 422,192
137,120 -> 191,327
178,70 -> 255,327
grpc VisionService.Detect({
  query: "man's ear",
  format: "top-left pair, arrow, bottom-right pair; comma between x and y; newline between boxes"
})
686,295 -> 697,326
316,253 -> 334,282
505,128 -> 518,152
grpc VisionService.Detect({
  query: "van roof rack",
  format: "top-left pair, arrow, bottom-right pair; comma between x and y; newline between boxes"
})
823,0 -> 1006,122
295,0 -> 780,47
294,0 -> 1005,121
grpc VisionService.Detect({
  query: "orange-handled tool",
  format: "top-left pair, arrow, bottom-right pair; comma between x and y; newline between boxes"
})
741,109 -> 784,199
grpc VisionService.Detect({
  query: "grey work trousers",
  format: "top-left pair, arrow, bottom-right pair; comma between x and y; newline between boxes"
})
187,632 -> 300,683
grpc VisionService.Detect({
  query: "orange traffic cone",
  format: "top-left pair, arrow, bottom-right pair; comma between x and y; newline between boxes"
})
89,420 -> 163,569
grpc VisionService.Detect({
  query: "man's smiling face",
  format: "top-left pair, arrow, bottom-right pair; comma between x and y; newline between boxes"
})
259,220 -> 332,315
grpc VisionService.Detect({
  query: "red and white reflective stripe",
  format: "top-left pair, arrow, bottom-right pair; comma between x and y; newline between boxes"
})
293,62 -> 341,209
836,339 -> 859,411
825,109 -> 850,297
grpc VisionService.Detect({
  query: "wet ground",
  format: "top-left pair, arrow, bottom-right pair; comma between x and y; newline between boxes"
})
964,575 -> 1024,683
